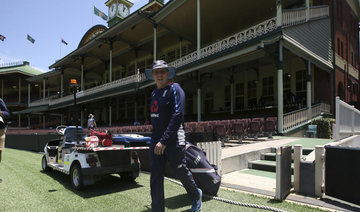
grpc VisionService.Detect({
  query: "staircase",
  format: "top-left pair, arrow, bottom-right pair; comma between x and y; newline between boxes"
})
241,147 -> 314,178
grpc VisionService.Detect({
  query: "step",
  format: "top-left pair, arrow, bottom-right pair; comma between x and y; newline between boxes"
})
240,168 -> 276,179
248,160 -> 294,173
270,147 -> 314,155
261,148 -> 314,161
239,168 -> 294,181
261,152 -> 276,161
302,148 -> 314,155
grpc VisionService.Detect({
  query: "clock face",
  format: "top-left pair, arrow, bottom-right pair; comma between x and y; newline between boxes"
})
109,3 -> 117,18
118,3 -> 129,18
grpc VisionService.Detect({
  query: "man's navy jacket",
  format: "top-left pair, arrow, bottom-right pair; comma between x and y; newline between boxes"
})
150,82 -> 186,147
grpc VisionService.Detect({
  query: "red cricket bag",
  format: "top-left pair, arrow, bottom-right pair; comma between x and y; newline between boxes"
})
185,142 -> 221,196
89,129 -> 113,146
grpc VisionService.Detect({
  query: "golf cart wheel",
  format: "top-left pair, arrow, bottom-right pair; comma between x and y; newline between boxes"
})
41,155 -> 52,172
120,172 -> 136,182
70,163 -> 84,190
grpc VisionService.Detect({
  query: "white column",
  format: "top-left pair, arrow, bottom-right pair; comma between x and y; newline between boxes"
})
230,77 -> 235,115
80,110 -> 84,127
179,38 -> 183,57
27,115 -> 30,129
81,57 -> 84,91
135,50 -> 138,77
277,41 -> 284,133
18,114 -> 21,128
43,115 -> 45,128
144,95 -> 147,118
276,0 -> 282,27
307,61 -> 312,120
306,0 -> 310,21
197,0 -> 201,59
28,83 -> 31,105
116,98 -> 120,120
60,70 -> 64,97
134,100 -> 137,122
125,101 -> 128,120
43,79 -> 46,102
197,88 -> 201,121
109,103 -> 112,126
110,42 -> 113,82
153,24 -> 157,61
18,77 -> 21,102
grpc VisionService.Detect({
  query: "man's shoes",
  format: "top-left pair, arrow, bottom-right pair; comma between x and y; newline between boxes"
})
0,178 -> 2,183
191,188 -> 202,211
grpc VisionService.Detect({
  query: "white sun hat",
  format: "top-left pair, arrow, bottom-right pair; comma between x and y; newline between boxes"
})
145,60 -> 176,80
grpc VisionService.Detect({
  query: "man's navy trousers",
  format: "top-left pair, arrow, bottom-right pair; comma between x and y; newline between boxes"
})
150,142 -> 199,212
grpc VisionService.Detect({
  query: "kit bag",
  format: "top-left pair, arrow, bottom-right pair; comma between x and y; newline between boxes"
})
185,142 -> 221,196
89,129 -> 113,146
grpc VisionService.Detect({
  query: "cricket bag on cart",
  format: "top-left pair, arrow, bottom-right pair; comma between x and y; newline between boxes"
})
89,129 -> 113,146
185,142 -> 221,196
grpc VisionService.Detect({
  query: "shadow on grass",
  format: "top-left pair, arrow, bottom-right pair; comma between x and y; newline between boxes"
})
41,170 -> 143,198
267,198 -> 284,204
140,193 -> 212,212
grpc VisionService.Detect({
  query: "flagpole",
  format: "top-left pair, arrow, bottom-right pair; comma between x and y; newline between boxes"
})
92,2 -> 94,25
60,37 -> 62,58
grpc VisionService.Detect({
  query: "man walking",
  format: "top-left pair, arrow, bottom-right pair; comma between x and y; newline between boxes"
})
145,60 -> 202,212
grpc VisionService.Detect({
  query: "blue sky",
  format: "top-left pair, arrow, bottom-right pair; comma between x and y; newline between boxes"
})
0,0 -> 168,72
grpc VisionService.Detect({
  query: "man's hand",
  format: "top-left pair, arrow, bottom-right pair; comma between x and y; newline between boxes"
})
154,142 -> 166,155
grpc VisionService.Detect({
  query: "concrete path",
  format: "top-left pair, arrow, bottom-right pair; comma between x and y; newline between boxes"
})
222,137 -> 299,159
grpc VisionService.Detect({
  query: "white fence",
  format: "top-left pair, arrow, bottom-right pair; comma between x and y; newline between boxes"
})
334,97 -> 360,141
282,5 -> 329,27
196,141 -> 222,175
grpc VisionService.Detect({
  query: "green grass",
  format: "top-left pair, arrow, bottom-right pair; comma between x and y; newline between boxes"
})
0,148 -> 329,212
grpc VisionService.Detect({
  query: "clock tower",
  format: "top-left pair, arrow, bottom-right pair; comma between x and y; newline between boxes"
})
106,0 -> 133,28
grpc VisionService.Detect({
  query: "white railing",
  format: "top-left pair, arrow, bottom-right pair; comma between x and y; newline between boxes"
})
82,73 -> 145,97
169,17 -> 277,68
334,97 -> 360,141
283,7 -> 307,27
50,95 -> 73,106
310,5 -> 329,20
311,102 -> 331,118
29,98 -> 50,107
283,102 -> 330,131
196,141 -> 222,175
283,108 -> 308,131
46,73 -> 146,107
0,60 -> 24,68
282,5 -> 329,28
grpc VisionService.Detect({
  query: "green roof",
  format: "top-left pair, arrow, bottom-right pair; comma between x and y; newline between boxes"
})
0,63 -> 43,76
